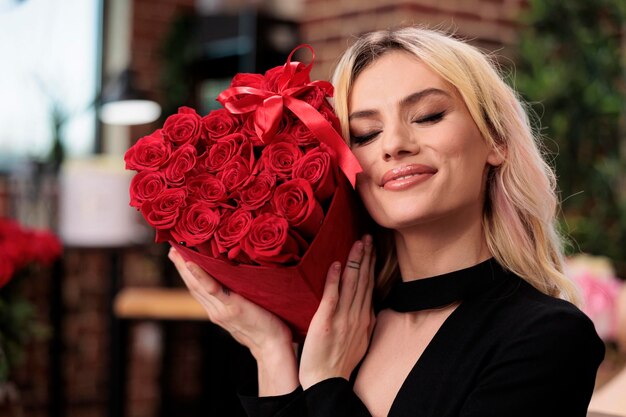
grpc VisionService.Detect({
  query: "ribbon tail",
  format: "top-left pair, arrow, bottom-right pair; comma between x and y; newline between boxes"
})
255,95 -> 284,143
284,96 -> 362,188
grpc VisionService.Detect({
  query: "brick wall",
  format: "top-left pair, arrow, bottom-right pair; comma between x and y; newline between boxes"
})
301,0 -> 525,80
61,249 -> 112,417
128,0 -> 196,145
10,264 -> 56,417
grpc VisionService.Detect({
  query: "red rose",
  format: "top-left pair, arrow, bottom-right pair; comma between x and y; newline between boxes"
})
162,106 -> 202,147
214,208 -> 253,260
275,115 -> 294,136
187,173 -> 229,206
140,188 -> 187,232
258,138 -> 303,180
171,202 -> 221,246
230,73 -> 264,88
202,109 -> 242,141
129,171 -> 167,208
262,66 -> 286,93
293,147 -> 336,202
262,62 -> 310,93
240,116 -> 264,147
236,171 -> 276,211
272,179 -> 323,237
124,129 -> 170,171
30,231 -> 62,265
319,102 -> 342,134
295,85 -> 326,109
241,213 -> 304,265
290,120 -> 319,147
204,133 -> 253,173
217,155 -> 252,193
164,144 -> 197,186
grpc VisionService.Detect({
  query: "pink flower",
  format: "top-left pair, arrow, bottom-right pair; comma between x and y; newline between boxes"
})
566,254 -> 624,341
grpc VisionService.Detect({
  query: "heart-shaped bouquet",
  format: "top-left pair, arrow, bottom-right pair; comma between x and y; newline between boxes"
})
124,45 -> 367,339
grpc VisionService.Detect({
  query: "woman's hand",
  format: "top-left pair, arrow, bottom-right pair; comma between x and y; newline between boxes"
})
168,247 -> 299,396
298,235 -> 376,389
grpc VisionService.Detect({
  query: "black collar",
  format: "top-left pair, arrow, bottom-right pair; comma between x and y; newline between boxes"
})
383,258 -> 508,312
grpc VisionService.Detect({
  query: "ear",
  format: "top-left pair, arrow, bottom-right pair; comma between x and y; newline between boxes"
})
486,146 -> 505,167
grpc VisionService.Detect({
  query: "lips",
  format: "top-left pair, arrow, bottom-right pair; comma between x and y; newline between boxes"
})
380,164 -> 438,190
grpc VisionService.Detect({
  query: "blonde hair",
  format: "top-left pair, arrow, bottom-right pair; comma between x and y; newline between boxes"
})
331,27 -> 581,305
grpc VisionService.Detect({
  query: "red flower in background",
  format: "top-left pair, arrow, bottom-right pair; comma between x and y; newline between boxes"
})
0,218 -> 62,289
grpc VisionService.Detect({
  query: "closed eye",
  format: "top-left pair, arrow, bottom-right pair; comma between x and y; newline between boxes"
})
414,111 -> 445,124
350,131 -> 380,146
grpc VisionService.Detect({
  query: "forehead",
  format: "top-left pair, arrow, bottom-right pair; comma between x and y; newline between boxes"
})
349,51 -> 453,109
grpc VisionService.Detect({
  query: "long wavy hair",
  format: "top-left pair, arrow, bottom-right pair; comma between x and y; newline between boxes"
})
331,26 -> 581,305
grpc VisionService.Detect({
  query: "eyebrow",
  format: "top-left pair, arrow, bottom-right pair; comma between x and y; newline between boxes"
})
348,88 -> 451,121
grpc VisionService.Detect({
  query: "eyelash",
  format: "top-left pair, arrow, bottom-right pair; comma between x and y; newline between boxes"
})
350,111 -> 446,146
415,111 -> 445,124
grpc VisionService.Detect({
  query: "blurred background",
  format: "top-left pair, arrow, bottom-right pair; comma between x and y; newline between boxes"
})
0,0 -> 625,416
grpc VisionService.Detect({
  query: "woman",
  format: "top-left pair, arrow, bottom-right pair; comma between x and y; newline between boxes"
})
168,27 -> 604,416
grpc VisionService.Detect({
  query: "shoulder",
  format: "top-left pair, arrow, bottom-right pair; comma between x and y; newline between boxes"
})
504,277 -> 591,331
487,275 -> 605,364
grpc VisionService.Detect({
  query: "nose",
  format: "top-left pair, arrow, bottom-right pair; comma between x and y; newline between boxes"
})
381,121 -> 420,161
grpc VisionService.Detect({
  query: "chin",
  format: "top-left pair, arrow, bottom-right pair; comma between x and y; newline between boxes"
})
370,207 -> 434,231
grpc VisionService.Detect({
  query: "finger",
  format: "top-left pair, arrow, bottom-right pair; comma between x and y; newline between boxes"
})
351,235 -> 373,313
169,248 -> 225,297
168,248 -> 222,307
337,239 -> 365,314
315,261 -> 342,319
362,249 -> 376,315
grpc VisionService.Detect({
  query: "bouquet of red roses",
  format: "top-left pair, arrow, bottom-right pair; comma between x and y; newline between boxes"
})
0,217 -> 62,382
124,45 -> 366,338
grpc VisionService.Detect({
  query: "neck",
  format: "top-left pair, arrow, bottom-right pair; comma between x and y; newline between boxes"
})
394,211 -> 492,281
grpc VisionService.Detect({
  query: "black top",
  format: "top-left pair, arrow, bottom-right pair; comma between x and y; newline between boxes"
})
239,259 -> 605,417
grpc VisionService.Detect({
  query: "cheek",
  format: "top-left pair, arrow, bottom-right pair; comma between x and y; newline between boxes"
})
356,177 -> 388,224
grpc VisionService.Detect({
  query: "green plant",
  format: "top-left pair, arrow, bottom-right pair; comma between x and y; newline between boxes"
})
513,0 -> 626,277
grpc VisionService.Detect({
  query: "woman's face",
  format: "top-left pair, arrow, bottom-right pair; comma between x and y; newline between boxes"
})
348,51 -> 502,231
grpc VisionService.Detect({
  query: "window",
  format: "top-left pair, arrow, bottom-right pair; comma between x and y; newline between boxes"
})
0,0 -> 101,165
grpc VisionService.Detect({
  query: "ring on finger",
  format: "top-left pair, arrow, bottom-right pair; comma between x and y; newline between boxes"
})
347,260 -> 361,270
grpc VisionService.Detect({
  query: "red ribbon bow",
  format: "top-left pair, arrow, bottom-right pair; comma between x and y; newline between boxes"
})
217,44 -> 362,188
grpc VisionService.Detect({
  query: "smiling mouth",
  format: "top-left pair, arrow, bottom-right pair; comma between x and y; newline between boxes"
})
380,164 -> 437,191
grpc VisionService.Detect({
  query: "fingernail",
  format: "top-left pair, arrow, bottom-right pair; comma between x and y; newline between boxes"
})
333,262 -> 341,271
364,234 -> 372,247
356,241 -> 364,253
